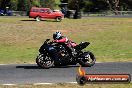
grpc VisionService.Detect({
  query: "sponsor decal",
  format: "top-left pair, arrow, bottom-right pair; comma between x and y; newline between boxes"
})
76,66 -> 131,85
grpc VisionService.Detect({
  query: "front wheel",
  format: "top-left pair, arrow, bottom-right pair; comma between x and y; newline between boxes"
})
36,54 -> 54,69
56,17 -> 62,22
79,52 -> 96,67
36,16 -> 41,21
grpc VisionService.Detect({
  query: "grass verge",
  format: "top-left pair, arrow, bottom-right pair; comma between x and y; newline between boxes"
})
0,17 -> 132,63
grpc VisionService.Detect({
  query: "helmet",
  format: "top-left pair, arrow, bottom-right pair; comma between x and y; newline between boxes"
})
53,31 -> 62,40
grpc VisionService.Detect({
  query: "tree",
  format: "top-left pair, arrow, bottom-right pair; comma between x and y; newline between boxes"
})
68,0 -> 108,12
32,0 -> 41,7
105,0 -> 120,15
68,0 -> 76,10
0,0 -> 2,8
60,0 -> 68,3
120,0 -> 132,11
17,0 -> 31,11
40,0 -> 55,9
0,0 -> 11,9
17,0 -> 25,11
10,0 -> 18,10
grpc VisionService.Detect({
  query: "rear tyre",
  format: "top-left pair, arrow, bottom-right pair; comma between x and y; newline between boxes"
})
36,54 -> 54,69
79,51 -> 96,67
36,16 -> 41,21
56,17 -> 62,22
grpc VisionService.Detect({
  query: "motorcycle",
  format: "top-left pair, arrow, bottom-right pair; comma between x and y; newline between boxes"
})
36,39 -> 96,69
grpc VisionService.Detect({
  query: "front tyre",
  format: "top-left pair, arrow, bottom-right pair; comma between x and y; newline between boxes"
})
56,17 -> 62,22
79,52 -> 96,67
36,54 -> 54,69
36,16 -> 41,21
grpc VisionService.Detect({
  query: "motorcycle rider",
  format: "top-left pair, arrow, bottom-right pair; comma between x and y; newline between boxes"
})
53,31 -> 77,57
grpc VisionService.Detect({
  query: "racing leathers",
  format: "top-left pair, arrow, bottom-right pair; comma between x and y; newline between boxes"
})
54,36 -> 77,57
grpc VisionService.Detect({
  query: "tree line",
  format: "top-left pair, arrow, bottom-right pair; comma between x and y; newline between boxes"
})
0,0 -> 132,12
68,0 -> 132,12
0,0 -> 55,11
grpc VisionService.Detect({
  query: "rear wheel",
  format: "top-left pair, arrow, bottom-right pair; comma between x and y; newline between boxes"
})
36,54 -> 54,69
79,52 -> 96,67
36,16 -> 41,21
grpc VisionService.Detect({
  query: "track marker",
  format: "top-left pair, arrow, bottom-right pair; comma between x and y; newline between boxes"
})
2,84 -> 16,86
34,83 -> 53,85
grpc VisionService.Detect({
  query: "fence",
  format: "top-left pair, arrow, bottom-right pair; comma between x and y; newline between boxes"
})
12,11 -> 27,16
82,11 -> 132,17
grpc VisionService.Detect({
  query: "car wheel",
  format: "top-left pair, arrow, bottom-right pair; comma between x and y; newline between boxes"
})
56,17 -> 62,22
36,16 -> 41,21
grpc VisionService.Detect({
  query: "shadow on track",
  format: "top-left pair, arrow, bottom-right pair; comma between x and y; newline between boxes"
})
16,65 -> 41,69
16,65 -> 79,69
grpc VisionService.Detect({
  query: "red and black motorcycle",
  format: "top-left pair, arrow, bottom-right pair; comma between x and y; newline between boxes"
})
36,39 -> 96,69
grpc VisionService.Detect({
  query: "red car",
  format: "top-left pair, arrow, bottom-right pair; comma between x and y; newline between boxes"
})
29,7 -> 64,22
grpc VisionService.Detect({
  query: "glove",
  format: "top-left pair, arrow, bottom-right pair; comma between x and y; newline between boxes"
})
49,41 -> 54,44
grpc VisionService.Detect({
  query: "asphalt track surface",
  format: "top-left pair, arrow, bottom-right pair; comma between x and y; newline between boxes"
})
0,62 -> 132,85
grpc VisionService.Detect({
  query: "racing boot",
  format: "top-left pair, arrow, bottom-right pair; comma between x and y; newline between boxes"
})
52,53 -> 60,66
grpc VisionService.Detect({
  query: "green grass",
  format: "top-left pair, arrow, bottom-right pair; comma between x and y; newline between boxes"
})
0,17 -> 132,64
0,83 -> 132,88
